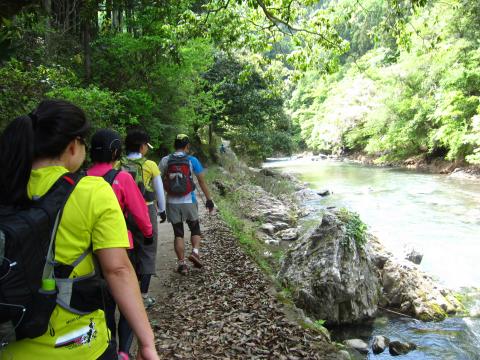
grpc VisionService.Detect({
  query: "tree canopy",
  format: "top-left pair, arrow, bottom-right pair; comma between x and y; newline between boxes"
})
1,0 -> 479,165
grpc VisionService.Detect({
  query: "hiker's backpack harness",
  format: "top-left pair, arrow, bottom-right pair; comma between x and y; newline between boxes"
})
0,173 -> 107,346
120,157 -> 155,202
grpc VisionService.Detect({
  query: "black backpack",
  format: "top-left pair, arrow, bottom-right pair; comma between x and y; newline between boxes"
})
0,173 -> 83,344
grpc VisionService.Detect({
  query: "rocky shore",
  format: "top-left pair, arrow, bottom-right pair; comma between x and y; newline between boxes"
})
213,168 -> 464,324
211,152 -> 473,357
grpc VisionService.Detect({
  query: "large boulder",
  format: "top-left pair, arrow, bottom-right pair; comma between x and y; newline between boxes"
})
405,248 -> 423,265
368,237 -> 462,321
278,211 -> 382,325
294,188 -> 322,202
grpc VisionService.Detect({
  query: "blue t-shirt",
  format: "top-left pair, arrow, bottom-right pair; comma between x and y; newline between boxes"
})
159,152 -> 204,204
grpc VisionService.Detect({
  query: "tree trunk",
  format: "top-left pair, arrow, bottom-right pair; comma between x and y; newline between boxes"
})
43,0 -> 51,58
82,18 -> 92,82
112,0 -> 124,32
105,0 -> 112,22
209,123 -> 213,145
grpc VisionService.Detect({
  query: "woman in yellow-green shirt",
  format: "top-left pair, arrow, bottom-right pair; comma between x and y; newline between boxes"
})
0,100 -> 158,360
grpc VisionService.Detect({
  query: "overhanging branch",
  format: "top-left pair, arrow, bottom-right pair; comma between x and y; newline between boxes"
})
254,0 -> 342,50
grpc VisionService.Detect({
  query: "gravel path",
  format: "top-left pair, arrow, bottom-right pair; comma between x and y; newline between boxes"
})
147,208 -> 341,359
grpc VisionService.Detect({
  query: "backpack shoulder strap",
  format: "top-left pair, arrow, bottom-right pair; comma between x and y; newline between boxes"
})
41,172 -> 85,281
102,169 -> 120,186
42,172 -> 84,199
167,153 -> 188,163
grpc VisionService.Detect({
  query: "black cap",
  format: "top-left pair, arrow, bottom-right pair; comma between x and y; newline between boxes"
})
90,129 -> 122,162
125,128 -> 150,153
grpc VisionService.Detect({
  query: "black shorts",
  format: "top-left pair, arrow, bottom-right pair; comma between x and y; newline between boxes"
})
172,220 -> 201,238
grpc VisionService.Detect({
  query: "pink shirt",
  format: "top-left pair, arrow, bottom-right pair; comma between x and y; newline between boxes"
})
87,163 -> 153,248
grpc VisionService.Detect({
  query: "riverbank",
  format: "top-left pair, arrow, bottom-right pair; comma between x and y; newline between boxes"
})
262,155 -> 480,357
209,150 -> 480,357
222,163 -> 463,323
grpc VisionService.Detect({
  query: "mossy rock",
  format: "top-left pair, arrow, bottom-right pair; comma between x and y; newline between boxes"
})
417,303 -> 447,321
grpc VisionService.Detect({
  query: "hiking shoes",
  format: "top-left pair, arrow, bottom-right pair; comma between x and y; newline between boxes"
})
143,296 -> 156,309
188,252 -> 203,268
177,263 -> 189,275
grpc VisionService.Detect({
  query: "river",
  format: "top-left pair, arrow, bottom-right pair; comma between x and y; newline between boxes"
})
264,158 -> 480,359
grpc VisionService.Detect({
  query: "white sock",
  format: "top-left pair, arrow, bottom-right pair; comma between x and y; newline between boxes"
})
192,248 -> 199,255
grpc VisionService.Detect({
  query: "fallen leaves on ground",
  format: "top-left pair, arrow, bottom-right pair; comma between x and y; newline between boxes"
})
149,213 -> 340,359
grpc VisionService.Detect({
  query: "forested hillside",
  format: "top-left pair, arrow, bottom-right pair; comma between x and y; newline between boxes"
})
288,0 -> 480,165
1,0 -> 478,165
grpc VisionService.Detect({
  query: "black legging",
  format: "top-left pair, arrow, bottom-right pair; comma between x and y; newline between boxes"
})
118,313 -> 134,353
139,273 -> 151,293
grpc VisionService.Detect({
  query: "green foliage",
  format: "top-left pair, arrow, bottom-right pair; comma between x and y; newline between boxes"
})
46,86 -> 127,131
91,34 -> 219,147
313,319 -> 326,328
204,55 -> 298,163
288,0 -> 480,165
0,59 -> 77,129
337,208 -> 368,248
2,0 -> 476,166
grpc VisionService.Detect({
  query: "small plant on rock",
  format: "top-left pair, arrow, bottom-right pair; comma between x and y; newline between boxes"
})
337,208 -> 368,248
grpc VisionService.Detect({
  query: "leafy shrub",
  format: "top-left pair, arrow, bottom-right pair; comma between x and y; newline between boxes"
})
46,86 -> 127,131
0,59 -> 77,129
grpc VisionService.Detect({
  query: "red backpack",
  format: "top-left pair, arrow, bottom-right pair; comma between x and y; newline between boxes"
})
163,154 -> 196,196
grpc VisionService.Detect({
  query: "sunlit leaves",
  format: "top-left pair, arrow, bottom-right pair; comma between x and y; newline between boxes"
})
288,0 -> 480,164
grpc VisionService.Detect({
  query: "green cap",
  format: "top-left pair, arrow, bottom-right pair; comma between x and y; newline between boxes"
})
42,278 -> 56,291
176,134 -> 189,141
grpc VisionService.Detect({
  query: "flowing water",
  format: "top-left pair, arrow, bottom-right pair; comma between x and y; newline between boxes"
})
264,158 -> 480,359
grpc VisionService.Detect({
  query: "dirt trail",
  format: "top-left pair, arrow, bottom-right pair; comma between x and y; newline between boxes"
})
146,207 -> 341,360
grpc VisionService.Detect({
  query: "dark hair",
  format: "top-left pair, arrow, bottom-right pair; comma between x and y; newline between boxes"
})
125,128 -> 149,154
174,134 -> 189,150
90,129 -> 122,163
0,100 -> 90,206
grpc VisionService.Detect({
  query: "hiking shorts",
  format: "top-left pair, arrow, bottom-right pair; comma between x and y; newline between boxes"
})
166,202 -> 198,224
172,220 -> 201,238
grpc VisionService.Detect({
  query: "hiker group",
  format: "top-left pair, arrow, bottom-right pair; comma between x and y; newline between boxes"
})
0,100 -> 215,359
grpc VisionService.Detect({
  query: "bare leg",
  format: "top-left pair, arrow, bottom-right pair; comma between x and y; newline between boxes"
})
191,234 -> 201,250
174,236 -> 185,260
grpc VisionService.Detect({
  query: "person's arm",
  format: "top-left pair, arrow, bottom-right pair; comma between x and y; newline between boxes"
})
190,156 -> 214,212
90,181 -> 157,359
96,249 -> 157,360
152,175 -> 166,213
196,171 -> 214,212
196,171 -> 211,201
121,172 -> 153,238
